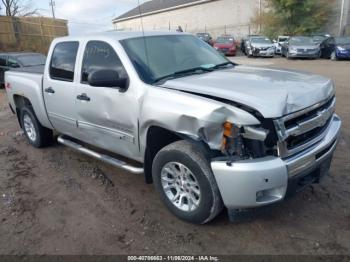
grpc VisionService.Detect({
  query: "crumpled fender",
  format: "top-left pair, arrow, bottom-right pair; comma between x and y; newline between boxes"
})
139,86 -> 260,154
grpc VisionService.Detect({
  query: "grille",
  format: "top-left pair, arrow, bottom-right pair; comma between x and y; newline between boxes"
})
296,48 -> 317,54
274,97 -> 335,158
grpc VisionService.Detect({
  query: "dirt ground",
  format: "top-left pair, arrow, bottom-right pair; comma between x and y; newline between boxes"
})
0,56 -> 349,255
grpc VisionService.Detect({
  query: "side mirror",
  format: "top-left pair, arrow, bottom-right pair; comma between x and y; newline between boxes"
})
88,69 -> 129,90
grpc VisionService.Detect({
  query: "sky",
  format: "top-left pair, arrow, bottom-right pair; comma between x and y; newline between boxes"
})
9,0 -> 148,35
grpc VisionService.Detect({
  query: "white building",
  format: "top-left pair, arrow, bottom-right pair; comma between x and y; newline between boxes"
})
113,0 -> 262,39
113,0 -> 350,38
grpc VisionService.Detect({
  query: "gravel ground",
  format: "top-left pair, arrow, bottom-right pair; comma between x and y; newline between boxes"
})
0,55 -> 349,255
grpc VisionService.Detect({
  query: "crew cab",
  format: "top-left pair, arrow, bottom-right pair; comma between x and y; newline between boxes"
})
4,31 -> 341,224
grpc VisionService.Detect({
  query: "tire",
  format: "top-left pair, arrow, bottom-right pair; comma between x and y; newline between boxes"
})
152,140 -> 223,224
20,106 -> 53,148
331,51 -> 338,61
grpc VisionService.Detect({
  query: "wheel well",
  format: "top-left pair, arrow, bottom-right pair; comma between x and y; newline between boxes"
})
143,126 -> 183,184
13,95 -> 32,128
143,126 -> 212,184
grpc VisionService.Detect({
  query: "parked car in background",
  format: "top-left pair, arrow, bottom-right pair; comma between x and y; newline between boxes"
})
196,32 -> 214,46
241,35 -> 260,55
274,36 -> 289,55
281,36 -> 320,59
0,52 -> 46,88
245,36 -> 275,57
320,36 -> 350,60
213,35 -> 237,56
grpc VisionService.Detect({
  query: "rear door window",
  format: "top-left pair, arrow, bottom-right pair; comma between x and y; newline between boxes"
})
50,41 -> 79,82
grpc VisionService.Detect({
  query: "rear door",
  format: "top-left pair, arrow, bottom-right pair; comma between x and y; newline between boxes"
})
74,40 -> 139,159
43,41 -> 80,137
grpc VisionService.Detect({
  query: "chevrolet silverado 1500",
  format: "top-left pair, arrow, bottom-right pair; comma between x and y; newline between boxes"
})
4,31 -> 341,224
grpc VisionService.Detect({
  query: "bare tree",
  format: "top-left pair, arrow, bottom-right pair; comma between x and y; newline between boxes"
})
1,0 -> 39,17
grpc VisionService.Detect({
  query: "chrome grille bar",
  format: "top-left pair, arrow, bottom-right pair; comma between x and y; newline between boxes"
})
274,97 -> 336,158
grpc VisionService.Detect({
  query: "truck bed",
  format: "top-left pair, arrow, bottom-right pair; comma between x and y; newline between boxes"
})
11,65 -> 45,75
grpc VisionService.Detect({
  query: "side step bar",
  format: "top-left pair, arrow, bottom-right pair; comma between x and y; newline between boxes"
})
57,135 -> 144,174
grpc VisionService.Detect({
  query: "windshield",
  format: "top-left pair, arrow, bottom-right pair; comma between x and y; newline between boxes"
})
335,37 -> 350,45
121,35 -> 228,84
312,36 -> 326,43
250,37 -> 272,44
17,54 -> 46,67
278,37 -> 289,43
216,37 -> 234,44
290,37 -> 315,46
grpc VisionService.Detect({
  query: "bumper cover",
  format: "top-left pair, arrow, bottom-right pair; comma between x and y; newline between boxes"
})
289,52 -> 319,58
211,114 -> 341,209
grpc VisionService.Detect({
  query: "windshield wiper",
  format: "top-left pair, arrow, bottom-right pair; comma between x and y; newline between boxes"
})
210,61 -> 235,70
153,66 -> 213,84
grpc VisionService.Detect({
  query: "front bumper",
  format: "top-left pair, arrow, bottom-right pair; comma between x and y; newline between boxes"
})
217,48 -> 236,56
211,114 -> 341,209
289,51 -> 319,58
253,49 -> 275,57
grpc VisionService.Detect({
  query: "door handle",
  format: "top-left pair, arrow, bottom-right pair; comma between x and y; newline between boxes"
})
76,93 -> 91,102
44,87 -> 55,94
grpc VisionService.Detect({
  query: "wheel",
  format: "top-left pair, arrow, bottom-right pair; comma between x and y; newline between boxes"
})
20,106 -> 53,148
331,51 -> 338,61
152,140 -> 223,224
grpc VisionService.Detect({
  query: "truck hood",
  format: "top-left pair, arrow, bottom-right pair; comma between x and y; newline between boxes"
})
251,43 -> 274,49
161,65 -> 334,118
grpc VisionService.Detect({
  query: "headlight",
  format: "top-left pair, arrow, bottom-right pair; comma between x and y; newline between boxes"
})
221,122 -> 269,159
289,47 -> 297,53
221,122 -> 243,157
337,46 -> 345,51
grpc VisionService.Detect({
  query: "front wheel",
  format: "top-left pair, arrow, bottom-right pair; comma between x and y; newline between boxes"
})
152,140 -> 223,224
20,106 -> 53,148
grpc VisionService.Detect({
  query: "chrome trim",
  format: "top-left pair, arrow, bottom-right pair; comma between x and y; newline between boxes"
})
274,97 -> 336,158
57,135 -> 144,174
285,114 -> 341,177
280,96 -> 335,122
288,99 -> 335,136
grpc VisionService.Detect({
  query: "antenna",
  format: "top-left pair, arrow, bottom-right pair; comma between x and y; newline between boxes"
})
49,0 -> 56,19
138,0 -> 151,77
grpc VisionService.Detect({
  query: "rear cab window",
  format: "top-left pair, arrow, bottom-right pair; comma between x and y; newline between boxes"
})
50,41 -> 79,82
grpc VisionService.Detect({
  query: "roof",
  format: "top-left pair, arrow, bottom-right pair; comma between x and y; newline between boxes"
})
113,0 -> 212,22
0,52 -> 42,57
54,30 -> 190,42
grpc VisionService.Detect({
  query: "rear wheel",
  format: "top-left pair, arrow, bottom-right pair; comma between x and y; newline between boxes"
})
20,106 -> 53,148
152,140 -> 223,224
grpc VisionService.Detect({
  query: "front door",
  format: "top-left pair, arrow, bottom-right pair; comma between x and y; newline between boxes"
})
43,41 -> 80,137
74,40 -> 139,159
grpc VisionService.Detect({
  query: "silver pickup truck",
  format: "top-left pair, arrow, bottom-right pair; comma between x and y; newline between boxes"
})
4,31 -> 341,224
